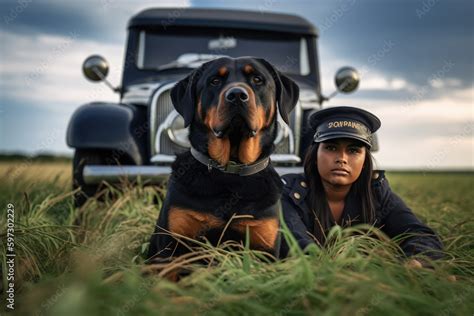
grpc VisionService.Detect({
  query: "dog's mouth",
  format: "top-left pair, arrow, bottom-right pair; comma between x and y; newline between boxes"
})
211,113 -> 257,162
212,112 -> 256,140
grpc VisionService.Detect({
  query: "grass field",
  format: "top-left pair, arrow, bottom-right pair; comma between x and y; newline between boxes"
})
0,161 -> 473,315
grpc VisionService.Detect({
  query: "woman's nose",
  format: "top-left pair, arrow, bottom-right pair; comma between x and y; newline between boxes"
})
335,151 -> 348,164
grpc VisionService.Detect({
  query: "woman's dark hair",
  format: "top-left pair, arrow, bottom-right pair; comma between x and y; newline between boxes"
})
303,142 -> 375,246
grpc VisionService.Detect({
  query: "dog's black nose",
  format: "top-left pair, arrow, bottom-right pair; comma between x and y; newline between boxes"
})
225,87 -> 249,103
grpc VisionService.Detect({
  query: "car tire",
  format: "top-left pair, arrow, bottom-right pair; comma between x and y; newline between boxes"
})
72,149 -> 108,207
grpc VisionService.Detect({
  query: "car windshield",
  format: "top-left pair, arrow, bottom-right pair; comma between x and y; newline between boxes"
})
136,30 -> 310,76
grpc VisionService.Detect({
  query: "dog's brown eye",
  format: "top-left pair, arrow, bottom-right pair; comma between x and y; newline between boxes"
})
252,75 -> 263,85
210,77 -> 221,86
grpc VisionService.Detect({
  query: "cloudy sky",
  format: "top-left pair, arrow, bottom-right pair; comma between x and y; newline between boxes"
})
0,0 -> 472,169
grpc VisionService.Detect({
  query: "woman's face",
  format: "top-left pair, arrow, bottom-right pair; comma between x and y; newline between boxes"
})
316,138 -> 366,187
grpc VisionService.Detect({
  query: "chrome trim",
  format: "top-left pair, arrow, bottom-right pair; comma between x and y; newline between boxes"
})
300,101 -> 320,110
165,110 -> 189,148
150,154 -> 176,163
122,83 -> 160,105
149,82 -> 178,156
155,109 -> 182,153
82,164 -> 302,184
276,106 -> 297,154
270,154 -> 301,163
83,165 -> 171,184
299,89 -> 320,109
294,100 -> 302,156
137,31 -> 145,68
281,100 -> 302,155
286,122 -> 295,153
275,166 -> 304,175
273,118 -> 287,147
300,38 -> 310,76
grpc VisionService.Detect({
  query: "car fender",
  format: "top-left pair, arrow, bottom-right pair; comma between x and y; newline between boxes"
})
66,102 -> 147,165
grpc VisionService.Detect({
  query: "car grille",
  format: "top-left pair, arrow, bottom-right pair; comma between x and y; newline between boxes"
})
154,89 -> 188,155
151,86 -> 298,157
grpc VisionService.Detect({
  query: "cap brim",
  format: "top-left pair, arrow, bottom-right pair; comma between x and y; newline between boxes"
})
314,132 -> 372,148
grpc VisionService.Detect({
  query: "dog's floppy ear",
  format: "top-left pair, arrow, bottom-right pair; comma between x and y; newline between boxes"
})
171,68 -> 203,127
257,58 -> 299,124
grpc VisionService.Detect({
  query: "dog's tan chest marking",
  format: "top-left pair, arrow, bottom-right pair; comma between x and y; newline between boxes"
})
232,217 -> 279,250
238,134 -> 261,164
238,104 -> 273,164
168,208 -> 279,251
168,207 -> 225,238
207,134 -> 231,165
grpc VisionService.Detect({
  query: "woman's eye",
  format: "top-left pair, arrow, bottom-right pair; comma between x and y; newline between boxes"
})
252,75 -> 263,85
349,147 -> 362,154
210,77 -> 221,86
325,145 -> 336,151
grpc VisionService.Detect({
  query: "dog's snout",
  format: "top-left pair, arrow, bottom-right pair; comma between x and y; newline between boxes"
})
225,87 -> 249,103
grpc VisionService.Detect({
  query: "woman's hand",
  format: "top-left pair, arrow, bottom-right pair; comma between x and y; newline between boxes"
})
405,259 -> 457,282
405,258 -> 423,269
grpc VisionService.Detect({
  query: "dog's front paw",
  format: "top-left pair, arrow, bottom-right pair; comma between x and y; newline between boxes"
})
142,257 -> 190,282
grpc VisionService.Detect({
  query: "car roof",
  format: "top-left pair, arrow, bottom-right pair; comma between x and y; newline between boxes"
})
128,8 -> 318,36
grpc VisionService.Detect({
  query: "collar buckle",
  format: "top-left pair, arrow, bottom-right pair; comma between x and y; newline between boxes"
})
224,160 -> 241,173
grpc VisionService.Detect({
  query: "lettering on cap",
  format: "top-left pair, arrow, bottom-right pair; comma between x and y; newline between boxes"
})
327,120 -> 365,130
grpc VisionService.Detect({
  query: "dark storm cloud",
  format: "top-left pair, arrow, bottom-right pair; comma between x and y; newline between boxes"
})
311,0 -> 474,88
0,0 -> 127,43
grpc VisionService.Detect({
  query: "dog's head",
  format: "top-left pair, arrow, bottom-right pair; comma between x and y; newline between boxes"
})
171,57 -> 299,165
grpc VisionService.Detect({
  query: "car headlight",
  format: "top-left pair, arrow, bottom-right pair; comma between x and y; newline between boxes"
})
274,117 -> 289,145
166,112 -> 190,148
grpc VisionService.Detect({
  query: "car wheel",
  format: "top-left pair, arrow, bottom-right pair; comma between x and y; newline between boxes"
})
72,149 -> 109,207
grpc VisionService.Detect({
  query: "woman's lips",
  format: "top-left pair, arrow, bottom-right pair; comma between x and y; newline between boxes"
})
331,168 -> 350,175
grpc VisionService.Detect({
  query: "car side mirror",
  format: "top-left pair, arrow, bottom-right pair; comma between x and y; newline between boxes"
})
334,66 -> 360,93
83,55 -> 109,82
82,55 -> 120,93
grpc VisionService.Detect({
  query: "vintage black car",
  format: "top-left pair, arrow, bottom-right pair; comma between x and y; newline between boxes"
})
67,8 -> 361,206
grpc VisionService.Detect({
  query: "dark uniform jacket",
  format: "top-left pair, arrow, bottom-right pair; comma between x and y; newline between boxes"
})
280,171 -> 443,259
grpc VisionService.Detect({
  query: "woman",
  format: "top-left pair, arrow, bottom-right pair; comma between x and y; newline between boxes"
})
280,106 -> 443,262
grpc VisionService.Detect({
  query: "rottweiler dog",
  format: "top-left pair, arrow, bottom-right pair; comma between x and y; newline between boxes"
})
147,57 -> 299,262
